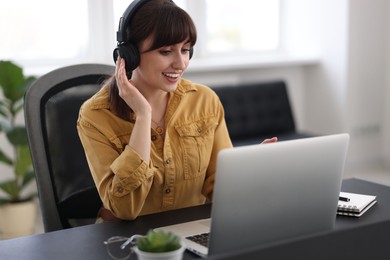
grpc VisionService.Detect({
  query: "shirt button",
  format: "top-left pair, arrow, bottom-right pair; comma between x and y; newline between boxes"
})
165,188 -> 171,194
151,135 -> 157,141
165,158 -> 171,164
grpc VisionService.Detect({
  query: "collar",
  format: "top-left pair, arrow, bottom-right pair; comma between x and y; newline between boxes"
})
170,78 -> 198,98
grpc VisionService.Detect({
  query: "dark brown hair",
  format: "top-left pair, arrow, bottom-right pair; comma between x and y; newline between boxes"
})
108,0 -> 197,120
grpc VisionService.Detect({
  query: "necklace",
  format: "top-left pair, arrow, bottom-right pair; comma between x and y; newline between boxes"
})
151,118 -> 165,135
151,96 -> 168,136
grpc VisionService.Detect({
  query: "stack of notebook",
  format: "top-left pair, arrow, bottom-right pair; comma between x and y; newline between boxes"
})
337,192 -> 377,217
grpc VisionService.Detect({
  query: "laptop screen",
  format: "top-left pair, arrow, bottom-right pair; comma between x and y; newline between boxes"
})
208,134 -> 349,255
156,134 -> 349,257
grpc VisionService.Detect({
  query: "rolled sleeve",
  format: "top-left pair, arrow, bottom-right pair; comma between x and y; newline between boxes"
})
110,145 -> 154,196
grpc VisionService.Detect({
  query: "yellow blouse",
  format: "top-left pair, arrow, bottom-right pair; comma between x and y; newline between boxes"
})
77,78 -> 232,220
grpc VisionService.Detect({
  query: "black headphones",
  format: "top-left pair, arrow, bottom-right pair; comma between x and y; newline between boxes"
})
113,0 -> 194,74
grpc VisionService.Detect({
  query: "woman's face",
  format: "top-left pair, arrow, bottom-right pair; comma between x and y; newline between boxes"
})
133,36 -> 192,94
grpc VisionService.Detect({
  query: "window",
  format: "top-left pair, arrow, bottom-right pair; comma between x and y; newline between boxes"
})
205,0 -> 279,55
113,0 -> 280,57
0,0 -> 280,74
0,0 -> 89,62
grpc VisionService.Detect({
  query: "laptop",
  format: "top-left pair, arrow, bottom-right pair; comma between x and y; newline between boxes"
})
156,134 -> 350,257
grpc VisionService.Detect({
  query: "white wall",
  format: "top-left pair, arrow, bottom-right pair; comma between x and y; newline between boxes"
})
281,0 -> 390,171
347,0 -> 388,168
281,0 -> 349,134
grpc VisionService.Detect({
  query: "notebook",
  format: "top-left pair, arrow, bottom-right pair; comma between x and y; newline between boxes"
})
337,192 -> 377,217
156,134 -> 350,257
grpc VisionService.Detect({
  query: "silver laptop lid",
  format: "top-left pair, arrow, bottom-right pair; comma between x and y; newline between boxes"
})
208,134 -> 349,255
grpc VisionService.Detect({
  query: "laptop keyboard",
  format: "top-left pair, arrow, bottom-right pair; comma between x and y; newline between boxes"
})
186,233 -> 210,247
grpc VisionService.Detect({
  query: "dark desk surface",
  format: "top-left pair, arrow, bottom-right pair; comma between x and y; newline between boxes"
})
336,177 -> 390,229
1,178 -> 390,260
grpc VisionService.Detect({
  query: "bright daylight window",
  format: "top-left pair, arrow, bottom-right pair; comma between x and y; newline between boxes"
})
0,0 -> 89,63
1,0 -> 280,73
113,0 -> 280,58
205,0 -> 280,55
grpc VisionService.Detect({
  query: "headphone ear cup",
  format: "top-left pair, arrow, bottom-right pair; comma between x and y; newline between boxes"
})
189,47 -> 194,60
113,43 -> 140,74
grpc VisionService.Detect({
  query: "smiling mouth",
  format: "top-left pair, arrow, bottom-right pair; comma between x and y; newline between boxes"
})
162,73 -> 180,79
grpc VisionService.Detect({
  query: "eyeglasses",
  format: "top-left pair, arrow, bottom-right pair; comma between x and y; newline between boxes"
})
104,235 -> 142,260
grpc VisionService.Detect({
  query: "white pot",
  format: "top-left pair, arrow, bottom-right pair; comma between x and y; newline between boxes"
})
134,244 -> 185,260
0,199 -> 37,239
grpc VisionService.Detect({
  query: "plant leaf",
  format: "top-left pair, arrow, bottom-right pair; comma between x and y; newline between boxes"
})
0,148 -> 13,165
12,99 -> 24,115
6,126 -> 29,146
0,100 -> 9,118
0,62 -> 36,103
0,61 -> 25,102
10,76 -> 36,115
0,119 -> 12,132
0,180 -> 19,200
0,60 -> 35,203
22,169 -> 35,187
137,230 -> 181,252
15,145 -> 32,178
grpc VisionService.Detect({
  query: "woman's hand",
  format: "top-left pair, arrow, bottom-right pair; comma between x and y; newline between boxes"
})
115,57 -> 151,117
116,57 -> 151,162
261,137 -> 278,144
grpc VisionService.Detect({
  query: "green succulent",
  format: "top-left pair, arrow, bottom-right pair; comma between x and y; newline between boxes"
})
0,60 -> 36,205
136,230 -> 182,253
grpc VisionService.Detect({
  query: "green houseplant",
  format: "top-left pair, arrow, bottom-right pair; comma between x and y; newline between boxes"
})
136,230 -> 182,253
0,60 -> 37,238
105,230 -> 184,260
134,230 -> 184,260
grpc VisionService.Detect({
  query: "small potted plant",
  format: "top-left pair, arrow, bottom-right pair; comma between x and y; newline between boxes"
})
0,60 -> 37,238
105,230 -> 185,260
134,230 -> 185,260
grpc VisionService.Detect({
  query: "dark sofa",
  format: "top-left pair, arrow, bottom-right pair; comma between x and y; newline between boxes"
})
211,80 -> 314,146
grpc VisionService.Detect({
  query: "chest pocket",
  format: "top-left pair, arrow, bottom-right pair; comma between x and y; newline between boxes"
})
175,118 -> 218,179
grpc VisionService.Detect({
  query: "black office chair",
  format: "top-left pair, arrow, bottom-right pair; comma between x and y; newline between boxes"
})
212,81 -> 315,146
24,63 -> 115,232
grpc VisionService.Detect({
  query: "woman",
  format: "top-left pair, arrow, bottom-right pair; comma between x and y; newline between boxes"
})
77,0 -> 233,221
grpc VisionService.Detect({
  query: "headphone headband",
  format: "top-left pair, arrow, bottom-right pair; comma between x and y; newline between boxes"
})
116,0 -> 150,44
113,0 -> 151,73
113,0 -> 193,74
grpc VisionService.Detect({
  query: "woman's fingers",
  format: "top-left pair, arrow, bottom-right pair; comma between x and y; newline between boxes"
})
261,137 -> 278,144
114,58 -> 151,116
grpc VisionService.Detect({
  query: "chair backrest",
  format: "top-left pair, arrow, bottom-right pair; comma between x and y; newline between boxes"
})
211,81 -> 297,145
24,63 -> 115,232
